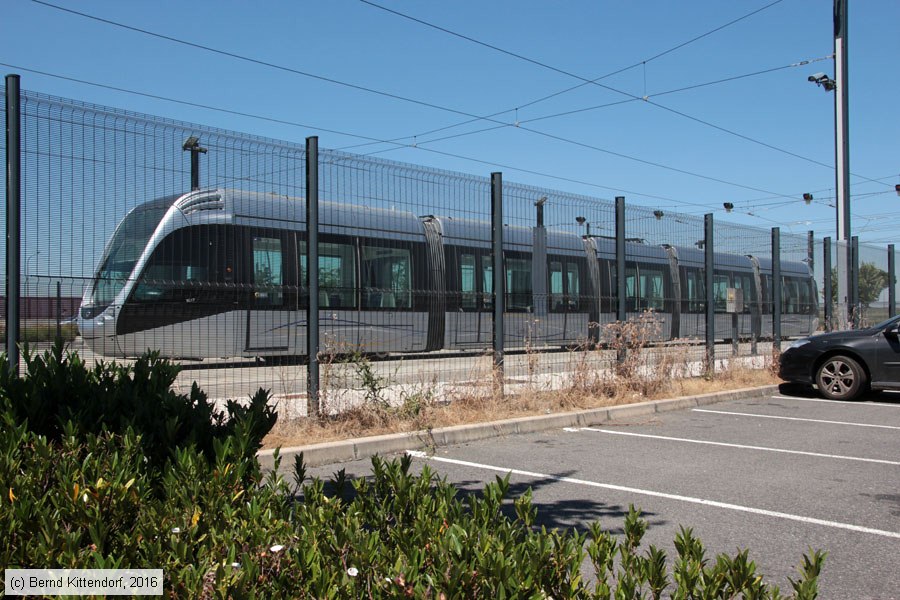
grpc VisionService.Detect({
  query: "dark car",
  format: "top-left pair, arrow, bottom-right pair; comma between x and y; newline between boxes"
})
778,315 -> 900,400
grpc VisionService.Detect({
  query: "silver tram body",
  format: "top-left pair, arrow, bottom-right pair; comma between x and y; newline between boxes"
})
79,189 -> 817,359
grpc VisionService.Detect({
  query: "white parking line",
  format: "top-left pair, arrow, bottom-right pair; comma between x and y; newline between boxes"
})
406,450 -> 900,539
578,428 -> 900,466
771,395 -> 900,408
693,409 -> 900,430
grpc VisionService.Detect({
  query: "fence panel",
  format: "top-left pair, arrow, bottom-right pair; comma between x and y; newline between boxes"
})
4,84 -> 895,420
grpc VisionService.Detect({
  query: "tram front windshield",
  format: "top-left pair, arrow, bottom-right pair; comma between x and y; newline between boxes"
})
85,202 -> 171,314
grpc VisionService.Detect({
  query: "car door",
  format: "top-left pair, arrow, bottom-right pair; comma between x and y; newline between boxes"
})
874,323 -> 900,387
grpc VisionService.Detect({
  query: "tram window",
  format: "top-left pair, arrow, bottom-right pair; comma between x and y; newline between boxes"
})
460,253 -> 476,310
252,236 -> 283,307
625,266 -> 637,311
641,267 -> 666,311
318,242 -> 356,309
623,263 -> 666,311
603,262 -> 617,313
362,245 -> 412,309
762,275 -> 773,314
734,273 -> 755,313
481,256 -> 493,310
682,268 -> 705,313
506,257 -> 532,312
782,276 -> 811,314
550,261 -> 564,311
132,225 -> 238,303
799,278 -> 814,314
550,259 -> 583,312
713,274 -> 729,311
567,262 -> 581,310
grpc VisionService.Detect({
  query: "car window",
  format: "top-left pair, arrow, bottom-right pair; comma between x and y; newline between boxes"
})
872,315 -> 900,330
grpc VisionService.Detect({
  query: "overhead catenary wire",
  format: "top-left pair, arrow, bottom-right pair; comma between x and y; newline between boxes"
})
360,59 -> 832,151
20,2 -> 896,236
0,61 -> 693,205
359,0 -> 891,189
23,2 -> 802,202
11,59 -> 893,230
341,0 -> 791,152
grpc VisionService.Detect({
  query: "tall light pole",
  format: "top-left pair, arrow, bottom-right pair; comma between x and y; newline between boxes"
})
808,0 -> 852,328
833,0 -> 852,328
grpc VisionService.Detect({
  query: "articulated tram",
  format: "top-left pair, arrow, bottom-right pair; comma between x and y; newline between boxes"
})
78,189 -> 818,359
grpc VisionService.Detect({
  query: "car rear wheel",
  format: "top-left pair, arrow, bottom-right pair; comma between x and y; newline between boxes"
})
816,355 -> 866,400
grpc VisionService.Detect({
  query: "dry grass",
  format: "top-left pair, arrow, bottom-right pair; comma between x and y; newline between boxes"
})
262,348 -> 780,450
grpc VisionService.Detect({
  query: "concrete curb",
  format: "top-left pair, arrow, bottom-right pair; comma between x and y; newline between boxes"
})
259,385 -> 779,468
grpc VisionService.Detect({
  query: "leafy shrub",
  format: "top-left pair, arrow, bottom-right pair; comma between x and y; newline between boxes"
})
1,424 -> 826,598
0,341 -> 276,469
0,323 -> 79,344
0,345 -> 825,597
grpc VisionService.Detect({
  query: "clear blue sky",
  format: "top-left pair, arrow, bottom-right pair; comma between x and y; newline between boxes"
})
2,0 -> 898,246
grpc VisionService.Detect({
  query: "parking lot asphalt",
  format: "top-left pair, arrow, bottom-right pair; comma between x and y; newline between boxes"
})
287,386 -> 900,599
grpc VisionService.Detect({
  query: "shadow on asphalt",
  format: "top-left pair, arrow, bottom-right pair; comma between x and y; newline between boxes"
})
298,465 -> 665,535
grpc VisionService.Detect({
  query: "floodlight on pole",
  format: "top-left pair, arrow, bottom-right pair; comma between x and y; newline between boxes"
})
807,72 -> 836,91
723,202 -> 734,212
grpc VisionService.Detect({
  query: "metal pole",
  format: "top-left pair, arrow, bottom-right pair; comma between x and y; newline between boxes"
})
532,197 -> 547,323
491,172 -> 504,395
834,0 -> 852,328
823,237 -> 833,331
850,235 -> 859,327
889,244 -> 896,319
56,281 -> 61,344
807,230 -> 815,277
6,74 -> 21,372
704,213 -> 714,373
773,227 -> 782,351
191,150 -> 200,191
615,197 -> 627,365
306,136 -> 320,417
182,136 -> 207,192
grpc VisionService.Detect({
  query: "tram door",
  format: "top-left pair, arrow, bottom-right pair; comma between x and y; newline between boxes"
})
246,235 -> 292,353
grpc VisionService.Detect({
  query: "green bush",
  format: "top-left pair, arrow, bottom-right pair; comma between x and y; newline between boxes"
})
0,341 -> 276,469
0,322 -> 79,344
0,346 -> 825,597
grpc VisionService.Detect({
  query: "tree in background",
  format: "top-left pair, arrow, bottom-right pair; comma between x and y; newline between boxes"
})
831,262 -> 889,324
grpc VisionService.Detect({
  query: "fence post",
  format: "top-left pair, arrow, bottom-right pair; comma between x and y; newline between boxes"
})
772,227 -> 781,351
306,136 -> 320,418
56,281 -> 61,344
704,213 -> 714,374
491,172 -> 504,396
889,244 -> 896,319
850,236 -> 859,328
5,74 -> 21,373
615,197 -> 626,365
823,237 -> 833,331
807,230 -> 815,278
